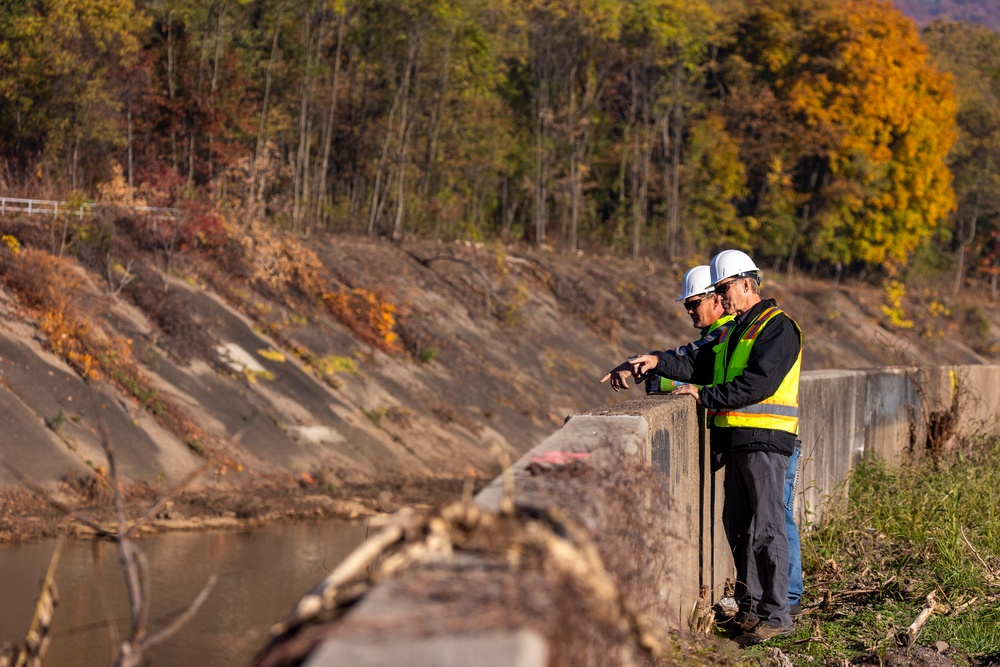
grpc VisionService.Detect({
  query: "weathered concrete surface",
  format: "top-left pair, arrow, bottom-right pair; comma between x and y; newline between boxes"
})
0,381 -> 91,485
0,330 -> 202,486
797,370 -> 865,524
955,365 -> 1000,435
908,365 -> 1000,446
306,630 -> 547,667
863,368 -> 920,465
475,414 -> 648,513
303,581 -> 550,667
593,395 -> 711,622
302,412 -> 682,667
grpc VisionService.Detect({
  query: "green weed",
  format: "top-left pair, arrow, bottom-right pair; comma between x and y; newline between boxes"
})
759,436 -> 1000,664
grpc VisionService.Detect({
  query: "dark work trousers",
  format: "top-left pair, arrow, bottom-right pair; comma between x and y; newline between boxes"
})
723,450 -> 792,628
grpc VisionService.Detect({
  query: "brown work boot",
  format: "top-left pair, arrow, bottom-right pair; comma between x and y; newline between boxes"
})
724,611 -> 760,639
733,622 -> 793,647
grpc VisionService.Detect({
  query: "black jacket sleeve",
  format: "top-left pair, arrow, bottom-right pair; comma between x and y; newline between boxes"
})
699,314 -> 800,411
652,340 -> 716,386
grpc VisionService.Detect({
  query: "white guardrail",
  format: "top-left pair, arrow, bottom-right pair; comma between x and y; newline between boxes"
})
0,196 -> 180,220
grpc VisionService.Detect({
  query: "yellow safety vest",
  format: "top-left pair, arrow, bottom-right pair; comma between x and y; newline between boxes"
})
709,306 -> 802,434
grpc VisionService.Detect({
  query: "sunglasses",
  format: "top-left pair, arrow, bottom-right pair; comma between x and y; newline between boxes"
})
683,295 -> 710,311
715,278 -> 742,296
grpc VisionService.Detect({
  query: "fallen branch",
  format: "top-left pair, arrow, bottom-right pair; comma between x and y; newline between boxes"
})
141,574 -> 218,651
13,537 -> 64,667
960,527 -> 999,583
271,520 -> 406,636
899,591 -> 947,646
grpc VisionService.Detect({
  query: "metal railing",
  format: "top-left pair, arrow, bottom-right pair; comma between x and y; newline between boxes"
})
0,196 -> 180,219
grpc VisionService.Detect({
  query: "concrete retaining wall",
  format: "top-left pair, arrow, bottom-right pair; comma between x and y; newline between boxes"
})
304,364 -> 1000,666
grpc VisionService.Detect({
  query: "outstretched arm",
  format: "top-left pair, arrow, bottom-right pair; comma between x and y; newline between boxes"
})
598,354 -> 658,392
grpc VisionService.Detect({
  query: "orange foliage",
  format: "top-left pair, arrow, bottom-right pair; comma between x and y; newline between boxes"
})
229,219 -> 325,298
0,246 -> 207,448
785,0 -> 957,268
323,287 -> 402,354
2,249 -> 102,379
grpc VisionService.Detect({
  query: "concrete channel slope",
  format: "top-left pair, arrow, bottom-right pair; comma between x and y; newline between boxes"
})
294,364 -> 1000,666
0,246 -> 631,491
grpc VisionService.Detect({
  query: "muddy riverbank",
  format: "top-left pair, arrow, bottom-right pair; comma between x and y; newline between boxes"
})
0,475 -> 472,543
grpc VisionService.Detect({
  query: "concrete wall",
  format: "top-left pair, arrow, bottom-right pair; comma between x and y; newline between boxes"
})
304,364 -> 1000,665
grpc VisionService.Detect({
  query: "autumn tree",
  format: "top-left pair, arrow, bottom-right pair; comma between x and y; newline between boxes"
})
719,0 -> 956,274
923,19 -> 1000,296
0,0 -> 148,189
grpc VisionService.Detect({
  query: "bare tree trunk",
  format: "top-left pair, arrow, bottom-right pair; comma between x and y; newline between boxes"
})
629,66 -> 641,258
567,63 -> 579,252
72,132 -> 82,190
292,14 -> 318,231
315,11 -> 346,228
368,67 -> 404,236
500,176 -> 519,244
954,160 -> 988,294
421,27 -> 453,198
787,169 -> 821,276
250,24 -> 280,217
167,15 -> 178,175
661,115 -> 673,257
207,1 -> 225,183
188,7 -> 213,193
665,62 -> 684,260
126,93 -> 134,193
392,31 -> 421,242
532,36 -> 551,246
637,97 -> 653,258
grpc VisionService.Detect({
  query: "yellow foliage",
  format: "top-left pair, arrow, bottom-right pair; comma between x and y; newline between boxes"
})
257,348 -> 286,362
880,279 -> 914,329
314,355 -> 359,376
2,235 -> 21,254
96,163 -> 145,206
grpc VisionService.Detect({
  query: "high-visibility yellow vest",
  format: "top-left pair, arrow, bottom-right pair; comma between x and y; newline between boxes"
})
653,315 -> 735,393
709,306 -> 802,434
707,314 -> 735,335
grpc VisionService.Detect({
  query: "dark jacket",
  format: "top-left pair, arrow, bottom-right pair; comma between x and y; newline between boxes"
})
644,317 -> 732,392
652,298 -> 801,457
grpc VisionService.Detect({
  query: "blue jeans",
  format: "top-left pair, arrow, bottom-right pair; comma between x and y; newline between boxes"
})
785,445 -> 803,605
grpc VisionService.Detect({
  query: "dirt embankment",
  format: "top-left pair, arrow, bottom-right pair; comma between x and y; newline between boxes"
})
1,220 -> 998,542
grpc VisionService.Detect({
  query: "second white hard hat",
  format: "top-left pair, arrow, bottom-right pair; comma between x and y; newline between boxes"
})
676,265 -> 714,302
710,249 -> 760,285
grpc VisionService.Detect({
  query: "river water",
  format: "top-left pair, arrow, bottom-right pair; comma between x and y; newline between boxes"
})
0,520 -> 370,666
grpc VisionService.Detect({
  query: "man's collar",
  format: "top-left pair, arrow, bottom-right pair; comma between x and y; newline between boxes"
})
735,298 -> 776,324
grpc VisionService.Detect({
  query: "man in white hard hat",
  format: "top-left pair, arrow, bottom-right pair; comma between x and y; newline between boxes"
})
600,265 -> 733,393
625,249 -> 802,646
600,257 -> 805,623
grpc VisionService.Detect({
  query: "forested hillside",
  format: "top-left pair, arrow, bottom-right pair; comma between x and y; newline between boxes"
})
4,0 -> 998,296
893,0 -> 1000,31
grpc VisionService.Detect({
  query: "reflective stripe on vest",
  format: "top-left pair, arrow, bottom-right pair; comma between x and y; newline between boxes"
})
709,306 -> 802,434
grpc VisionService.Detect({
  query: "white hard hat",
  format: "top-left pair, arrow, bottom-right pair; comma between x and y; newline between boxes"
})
676,265 -> 714,302
710,249 -> 760,285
